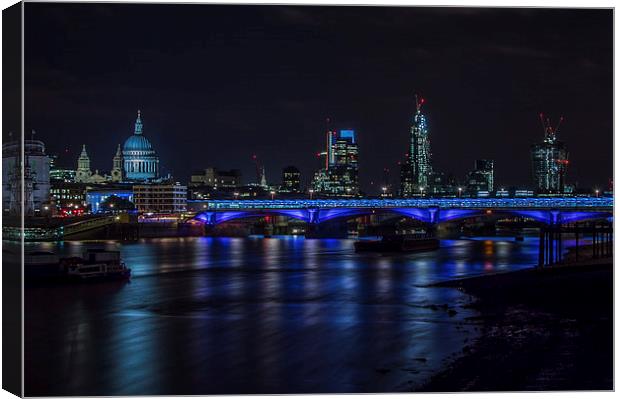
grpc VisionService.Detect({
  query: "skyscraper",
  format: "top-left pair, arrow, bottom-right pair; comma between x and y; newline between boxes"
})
328,129 -> 359,196
401,95 -> 432,196
312,128 -> 359,197
531,114 -> 569,194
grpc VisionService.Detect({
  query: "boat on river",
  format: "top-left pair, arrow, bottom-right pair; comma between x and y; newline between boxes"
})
61,250 -> 131,281
24,250 -> 130,282
354,234 -> 439,253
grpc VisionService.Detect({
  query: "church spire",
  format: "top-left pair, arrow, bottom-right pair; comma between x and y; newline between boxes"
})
134,110 -> 143,135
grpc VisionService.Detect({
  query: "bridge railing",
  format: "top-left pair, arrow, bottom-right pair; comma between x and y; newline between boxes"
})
62,216 -> 117,236
191,197 -> 613,211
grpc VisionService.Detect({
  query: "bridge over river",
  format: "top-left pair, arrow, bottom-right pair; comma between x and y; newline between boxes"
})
191,197 -> 613,226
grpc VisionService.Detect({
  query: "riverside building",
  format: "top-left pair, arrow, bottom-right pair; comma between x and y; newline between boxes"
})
2,138 -> 51,215
133,183 -> 187,214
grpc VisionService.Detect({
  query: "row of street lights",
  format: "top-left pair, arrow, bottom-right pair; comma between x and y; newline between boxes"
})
234,187 -> 602,201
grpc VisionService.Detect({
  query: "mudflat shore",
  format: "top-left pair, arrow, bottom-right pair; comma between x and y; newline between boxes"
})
420,255 -> 613,391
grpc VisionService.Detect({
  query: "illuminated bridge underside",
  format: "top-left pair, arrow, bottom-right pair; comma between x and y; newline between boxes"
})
194,198 -> 613,226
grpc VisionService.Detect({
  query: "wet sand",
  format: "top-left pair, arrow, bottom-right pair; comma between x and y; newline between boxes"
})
421,256 -> 613,391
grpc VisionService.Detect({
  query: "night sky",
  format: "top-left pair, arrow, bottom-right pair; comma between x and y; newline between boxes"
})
24,4 -> 613,194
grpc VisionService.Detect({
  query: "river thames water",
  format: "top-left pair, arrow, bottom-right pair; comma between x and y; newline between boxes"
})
23,235 -> 541,395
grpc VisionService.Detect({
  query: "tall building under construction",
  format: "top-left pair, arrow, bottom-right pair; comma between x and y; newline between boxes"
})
401,95 -> 432,196
531,113 -> 569,194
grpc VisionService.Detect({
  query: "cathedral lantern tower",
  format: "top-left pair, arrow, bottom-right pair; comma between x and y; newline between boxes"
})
122,110 -> 160,182
75,144 -> 92,183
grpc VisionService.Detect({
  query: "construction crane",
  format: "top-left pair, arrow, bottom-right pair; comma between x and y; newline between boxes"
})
539,112 -> 564,138
415,94 -> 425,112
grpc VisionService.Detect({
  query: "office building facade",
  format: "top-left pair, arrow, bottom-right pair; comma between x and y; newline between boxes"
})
281,166 -> 301,193
465,159 -> 494,195
133,184 -> 187,213
313,129 -> 359,196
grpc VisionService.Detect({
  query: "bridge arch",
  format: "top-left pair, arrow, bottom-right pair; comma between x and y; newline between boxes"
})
505,210 -> 613,225
192,197 -> 613,227
195,209 -> 312,225
195,208 -> 614,226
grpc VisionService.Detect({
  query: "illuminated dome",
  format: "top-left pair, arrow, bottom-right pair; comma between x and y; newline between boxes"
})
123,134 -> 153,152
122,110 -> 159,181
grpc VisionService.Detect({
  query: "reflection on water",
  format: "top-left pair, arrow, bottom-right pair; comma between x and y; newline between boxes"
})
25,236 -> 539,395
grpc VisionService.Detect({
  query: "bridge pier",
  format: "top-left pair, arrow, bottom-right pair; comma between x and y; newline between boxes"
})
263,218 -> 274,237
203,223 -> 216,236
538,221 -> 613,267
538,225 -> 563,267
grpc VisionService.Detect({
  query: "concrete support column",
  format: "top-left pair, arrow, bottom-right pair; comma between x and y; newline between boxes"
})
427,207 -> 439,224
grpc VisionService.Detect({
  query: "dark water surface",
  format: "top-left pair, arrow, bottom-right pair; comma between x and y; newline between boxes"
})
24,236 -> 540,395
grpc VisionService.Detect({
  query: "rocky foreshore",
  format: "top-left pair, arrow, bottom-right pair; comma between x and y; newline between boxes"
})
419,255 -> 613,391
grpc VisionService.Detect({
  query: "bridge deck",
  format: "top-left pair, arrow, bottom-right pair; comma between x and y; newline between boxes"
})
192,197 -> 613,211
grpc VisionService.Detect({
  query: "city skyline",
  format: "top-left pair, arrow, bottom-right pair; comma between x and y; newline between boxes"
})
31,102 -> 608,195
22,4 -> 612,192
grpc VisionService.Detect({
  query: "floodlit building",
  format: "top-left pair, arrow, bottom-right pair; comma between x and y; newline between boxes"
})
133,183 -> 187,214
73,111 -> 162,184
75,145 -> 92,183
2,139 -> 50,215
123,110 -> 160,182
111,144 -> 124,182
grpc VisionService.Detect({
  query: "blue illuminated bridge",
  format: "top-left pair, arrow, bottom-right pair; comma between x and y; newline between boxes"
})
192,197 -> 613,226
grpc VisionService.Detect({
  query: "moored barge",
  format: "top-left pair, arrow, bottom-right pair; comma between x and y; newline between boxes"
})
354,234 -> 439,253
